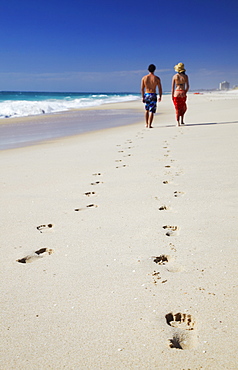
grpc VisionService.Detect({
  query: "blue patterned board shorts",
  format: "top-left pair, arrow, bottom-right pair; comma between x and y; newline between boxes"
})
144,93 -> 157,113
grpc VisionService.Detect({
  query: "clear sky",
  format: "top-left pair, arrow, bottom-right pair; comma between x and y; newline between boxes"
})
0,0 -> 237,92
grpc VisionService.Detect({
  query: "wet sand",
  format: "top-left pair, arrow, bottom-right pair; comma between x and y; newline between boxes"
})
0,102 -> 141,150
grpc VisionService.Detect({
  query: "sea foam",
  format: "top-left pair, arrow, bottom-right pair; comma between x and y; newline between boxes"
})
0,93 -> 140,119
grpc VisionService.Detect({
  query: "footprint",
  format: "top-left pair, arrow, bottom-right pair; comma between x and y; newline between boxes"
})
75,204 -> 98,211
17,248 -> 54,263
169,243 -> 177,252
154,254 -> 183,272
165,165 -> 171,168
163,225 -> 179,237
150,271 -> 167,284
165,312 -> 197,349
159,205 -> 169,211
91,181 -> 103,185
154,254 -> 172,264
115,159 -> 122,162
163,180 -> 170,184
174,191 -> 184,197
175,172 -> 183,176
92,173 -> 101,176
116,164 -> 127,168
151,270 -> 161,284
36,224 -> 53,233
84,191 -> 96,197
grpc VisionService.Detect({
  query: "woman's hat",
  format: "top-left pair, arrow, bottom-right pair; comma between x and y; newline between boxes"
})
174,63 -> 186,73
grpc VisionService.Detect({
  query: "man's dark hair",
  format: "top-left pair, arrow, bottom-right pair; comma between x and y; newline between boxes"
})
148,64 -> 156,73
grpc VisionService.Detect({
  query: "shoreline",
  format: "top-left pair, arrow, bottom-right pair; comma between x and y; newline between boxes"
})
1,94 -> 238,369
0,100 -> 143,150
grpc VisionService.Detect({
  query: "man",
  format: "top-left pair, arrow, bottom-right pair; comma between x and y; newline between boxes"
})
172,62 -> 189,126
141,64 -> 162,128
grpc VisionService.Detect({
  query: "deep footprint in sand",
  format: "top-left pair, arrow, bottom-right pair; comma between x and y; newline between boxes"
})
36,224 -> 53,233
159,205 -> 170,211
154,254 -> 172,264
165,312 -> 198,349
17,248 -> 54,263
163,225 -> 179,237
154,254 -> 183,272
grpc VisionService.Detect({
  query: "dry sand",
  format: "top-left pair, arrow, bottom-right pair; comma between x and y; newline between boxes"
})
1,93 -> 238,369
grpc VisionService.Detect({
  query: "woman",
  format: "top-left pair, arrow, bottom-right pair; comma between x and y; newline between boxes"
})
172,63 -> 189,126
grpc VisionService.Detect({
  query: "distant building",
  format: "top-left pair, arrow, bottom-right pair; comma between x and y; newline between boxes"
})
219,81 -> 230,90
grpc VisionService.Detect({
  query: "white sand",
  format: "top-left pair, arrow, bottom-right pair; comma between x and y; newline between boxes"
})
1,93 -> 238,369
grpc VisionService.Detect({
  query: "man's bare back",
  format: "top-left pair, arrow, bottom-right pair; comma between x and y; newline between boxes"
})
141,74 -> 162,94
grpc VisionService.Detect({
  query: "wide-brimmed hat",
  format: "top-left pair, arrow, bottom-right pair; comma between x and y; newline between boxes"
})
174,63 -> 186,73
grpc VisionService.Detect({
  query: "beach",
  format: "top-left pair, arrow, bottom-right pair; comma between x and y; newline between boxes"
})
1,92 -> 238,369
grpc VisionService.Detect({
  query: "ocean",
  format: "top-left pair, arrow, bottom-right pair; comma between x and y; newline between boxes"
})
0,91 -> 140,119
0,91 -> 142,150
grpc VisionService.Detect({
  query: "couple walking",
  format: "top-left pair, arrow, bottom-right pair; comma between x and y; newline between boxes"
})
141,63 -> 189,127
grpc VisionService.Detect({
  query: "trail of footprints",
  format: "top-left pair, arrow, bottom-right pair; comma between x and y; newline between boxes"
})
16,130 -> 199,350
74,173 -> 103,211
115,139 -> 133,168
149,137 -> 198,350
16,137 -> 135,264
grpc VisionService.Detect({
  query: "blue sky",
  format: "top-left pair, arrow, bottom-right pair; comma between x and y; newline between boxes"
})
0,0 -> 237,92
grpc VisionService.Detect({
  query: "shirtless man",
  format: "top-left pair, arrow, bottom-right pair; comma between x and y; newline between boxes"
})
172,63 -> 189,126
141,64 -> 162,128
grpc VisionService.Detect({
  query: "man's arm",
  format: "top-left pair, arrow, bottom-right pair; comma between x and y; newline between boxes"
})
157,77 -> 162,102
141,78 -> 145,101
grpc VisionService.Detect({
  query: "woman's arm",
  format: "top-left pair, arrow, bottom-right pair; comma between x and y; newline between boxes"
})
171,76 -> 175,98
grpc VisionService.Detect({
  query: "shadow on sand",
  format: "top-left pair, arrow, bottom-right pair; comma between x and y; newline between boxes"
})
185,121 -> 238,127
155,121 -> 238,128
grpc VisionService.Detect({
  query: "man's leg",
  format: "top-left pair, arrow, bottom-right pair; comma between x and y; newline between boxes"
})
145,110 -> 149,127
148,112 -> 154,128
